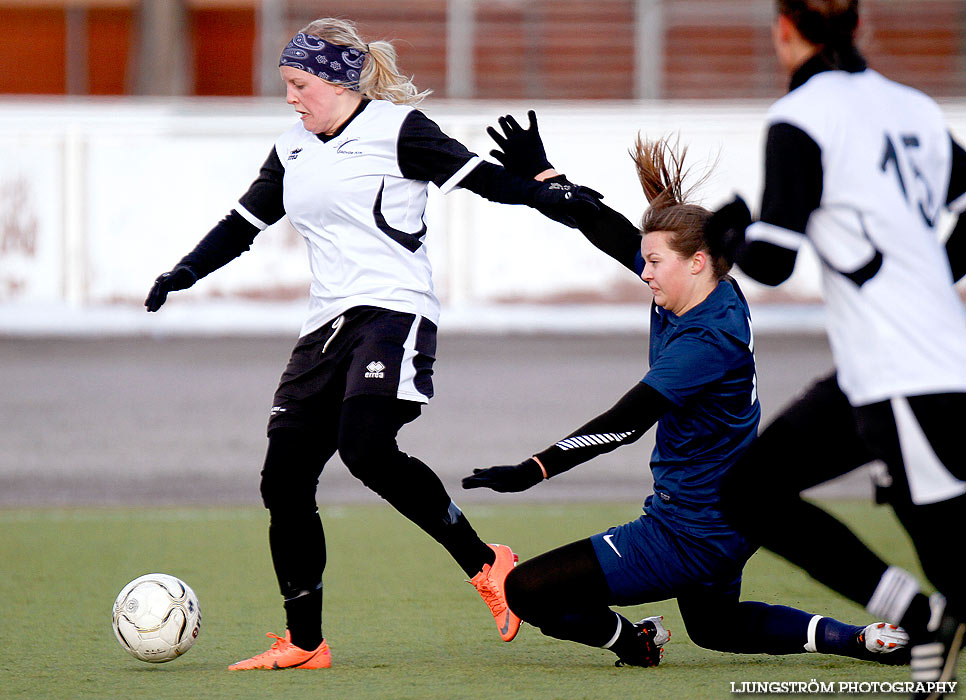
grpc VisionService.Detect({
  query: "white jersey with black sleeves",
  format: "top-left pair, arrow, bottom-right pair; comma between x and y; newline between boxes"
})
237,99 -> 482,338
762,69 -> 966,406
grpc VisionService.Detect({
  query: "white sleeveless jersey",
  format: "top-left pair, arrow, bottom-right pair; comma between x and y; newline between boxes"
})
766,69 -> 966,405
262,100 -> 476,337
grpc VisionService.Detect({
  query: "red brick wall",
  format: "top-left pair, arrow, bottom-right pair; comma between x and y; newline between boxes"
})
0,5 -> 254,96
87,8 -> 132,95
0,1 -> 964,99
191,7 -> 255,96
475,1 -> 636,100
0,8 -> 68,94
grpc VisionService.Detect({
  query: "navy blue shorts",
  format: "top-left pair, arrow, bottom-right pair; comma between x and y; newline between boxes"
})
590,512 -> 756,606
268,306 -> 437,432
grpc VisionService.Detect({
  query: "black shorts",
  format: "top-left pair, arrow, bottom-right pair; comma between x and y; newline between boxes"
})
781,374 -> 966,507
267,306 -> 437,432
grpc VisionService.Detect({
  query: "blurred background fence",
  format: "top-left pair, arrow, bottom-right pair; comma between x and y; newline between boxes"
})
1,0 -> 964,334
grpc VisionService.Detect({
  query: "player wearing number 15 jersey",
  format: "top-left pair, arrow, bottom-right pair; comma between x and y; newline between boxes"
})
706,3 -> 966,698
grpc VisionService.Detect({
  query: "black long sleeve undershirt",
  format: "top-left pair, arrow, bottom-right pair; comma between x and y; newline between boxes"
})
458,161 -> 552,205
177,210 -> 261,280
569,198 -> 642,272
733,122 -> 822,287
396,109 -> 549,205
534,382 -> 672,479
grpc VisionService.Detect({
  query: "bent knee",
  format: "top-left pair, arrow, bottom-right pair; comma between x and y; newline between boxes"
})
504,564 -> 545,622
682,621 -> 732,652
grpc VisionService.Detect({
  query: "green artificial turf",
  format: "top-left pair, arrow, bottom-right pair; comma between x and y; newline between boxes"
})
0,501 -> 951,700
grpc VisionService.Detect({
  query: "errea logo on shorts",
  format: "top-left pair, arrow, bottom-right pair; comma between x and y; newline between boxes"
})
365,361 -> 385,379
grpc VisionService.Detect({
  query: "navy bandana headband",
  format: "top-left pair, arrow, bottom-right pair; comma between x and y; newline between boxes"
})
279,33 -> 367,89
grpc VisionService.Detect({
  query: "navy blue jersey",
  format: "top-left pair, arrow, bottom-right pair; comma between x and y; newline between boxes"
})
641,278 -> 760,531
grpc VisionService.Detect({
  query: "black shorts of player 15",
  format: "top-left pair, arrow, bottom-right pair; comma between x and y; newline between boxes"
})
268,306 -> 437,432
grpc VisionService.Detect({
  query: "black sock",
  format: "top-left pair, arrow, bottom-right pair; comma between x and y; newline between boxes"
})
814,617 -> 865,656
899,594 -> 933,644
439,510 -> 495,577
285,586 -> 324,651
605,615 -> 639,659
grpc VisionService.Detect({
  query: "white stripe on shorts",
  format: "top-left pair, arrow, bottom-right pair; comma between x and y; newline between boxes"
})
397,315 -> 430,404
892,396 -> 966,505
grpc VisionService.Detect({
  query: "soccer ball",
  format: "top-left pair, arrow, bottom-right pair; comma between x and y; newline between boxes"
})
112,573 -> 202,663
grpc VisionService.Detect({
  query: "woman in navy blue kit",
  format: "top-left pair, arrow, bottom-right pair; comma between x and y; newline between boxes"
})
464,113 -> 908,668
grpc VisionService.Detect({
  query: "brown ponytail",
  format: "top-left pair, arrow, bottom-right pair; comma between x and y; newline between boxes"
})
632,135 -> 731,279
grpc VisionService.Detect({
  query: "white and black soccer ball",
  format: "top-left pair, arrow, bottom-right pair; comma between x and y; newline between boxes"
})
112,573 -> 202,663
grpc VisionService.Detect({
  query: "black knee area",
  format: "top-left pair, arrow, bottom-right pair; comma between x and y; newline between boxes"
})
681,616 -> 727,651
678,596 -> 744,653
504,565 -> 541,624
504,539 -> 608,627
337,396 -> 419,490
337,429 -> 401,483
261,427 -> 324,514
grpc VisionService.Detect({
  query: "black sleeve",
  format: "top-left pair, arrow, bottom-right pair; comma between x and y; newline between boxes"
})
397,110 -> 479,187
178,146 -> 285,279
946,219 -> 966,282
760,122 -> 823,233
736,122 -> 822,286
533,382 -> 672,479
396,109 -> 548,204
945,136 -> 966,282
238,147 -> 286,227
457,160 -> 555,204
178,212 -> 260,280
570,198 -> 642,272
946,135 -> 966,207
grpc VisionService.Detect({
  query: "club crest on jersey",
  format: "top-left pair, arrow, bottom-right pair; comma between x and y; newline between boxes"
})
287,148 -> 302,161
365,361 -> 385,379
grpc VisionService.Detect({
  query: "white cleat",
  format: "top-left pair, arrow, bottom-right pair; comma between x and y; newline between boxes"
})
860,622 -> 909,653
640,615 -> 671,647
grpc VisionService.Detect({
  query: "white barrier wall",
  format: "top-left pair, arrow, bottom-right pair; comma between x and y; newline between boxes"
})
1,97 -> 964,332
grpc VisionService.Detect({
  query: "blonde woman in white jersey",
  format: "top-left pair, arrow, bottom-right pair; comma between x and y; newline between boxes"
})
707,2 -> 966,698
144,18 -> 598,670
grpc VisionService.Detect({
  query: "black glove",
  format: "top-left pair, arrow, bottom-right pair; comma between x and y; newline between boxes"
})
532,178 -> 604,228
462,458 -> 545,493
487,110 -> 554,179
705,195 -> 752,264
144,264 -> 198,312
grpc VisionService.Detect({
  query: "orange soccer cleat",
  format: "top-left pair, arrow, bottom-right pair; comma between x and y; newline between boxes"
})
469,543 -> 521,642
227,630 -> 331,670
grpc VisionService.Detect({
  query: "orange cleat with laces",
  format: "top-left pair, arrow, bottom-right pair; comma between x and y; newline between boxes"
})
469,543 -> 521,642
228,630 -> 331,670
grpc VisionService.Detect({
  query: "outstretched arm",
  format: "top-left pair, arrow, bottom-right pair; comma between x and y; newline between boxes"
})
145,147 -> 286,311
706,122 -> 821,286
396,109 -> 600,228
486,110 -> 642,271
462,382 -> 672,493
